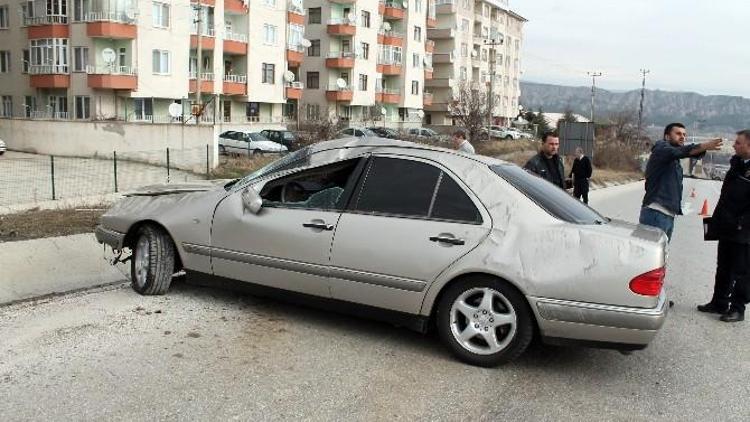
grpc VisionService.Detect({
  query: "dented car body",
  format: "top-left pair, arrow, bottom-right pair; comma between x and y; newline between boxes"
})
96,138 -> 669,366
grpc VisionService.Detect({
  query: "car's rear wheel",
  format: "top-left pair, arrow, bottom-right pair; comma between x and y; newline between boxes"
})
437,276 -> 533,367
219,145 -> 227,155
131,225 -> 175,295
504,135 -> 513,140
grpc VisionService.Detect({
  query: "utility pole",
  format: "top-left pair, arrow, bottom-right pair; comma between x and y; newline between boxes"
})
193,4 -> 203,124
484,36 -> 503,138
637,68 -> 650,139
587,71 -> 602,122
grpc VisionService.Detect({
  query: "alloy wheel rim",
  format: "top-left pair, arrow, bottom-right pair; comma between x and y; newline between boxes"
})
449,287 -> 517,355
134,236 -> 150,288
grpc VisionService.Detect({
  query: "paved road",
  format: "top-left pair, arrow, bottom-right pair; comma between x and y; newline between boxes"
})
1,179 -> 748,421
0,151 -> 203,207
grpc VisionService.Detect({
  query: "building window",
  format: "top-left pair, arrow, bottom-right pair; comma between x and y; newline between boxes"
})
262,63 -> 275,84
23,96 -> 36,117
263,0 -> 275,7
30,38 -> 69,73
263,24 -> 277,45
308,7 -> 321,24
359,74 -> 367,91
460,43 -> 467,57
460,66 -> 467,81
306,104 -> 320,120
361,42 -> 369,60
22,50 -> 30,73
288,24 -> 304,48
306,71 -> 319,89
412,53 -> 419,68
73,47 -> 88,72
461,19 -> 469,32
414,26 -> 421,42
72,0 -> 87,22
361,11 -> 370,28
0,51 -> 9,73
152,2 -> 170,28
74,96 -> 90,119
0,5 -> 9,29
152,49 -> 170,74
415,0 -> 422,13
308,39 -> 320,56
462,0 -> 470,10
1,96 -> 11,118
134,98 -> 153,120
411,81 -> 419,95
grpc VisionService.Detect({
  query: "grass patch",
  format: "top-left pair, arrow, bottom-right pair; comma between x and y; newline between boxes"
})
474,139 -> 539,157
0,207 -> 106,243
210,154 -> 279,180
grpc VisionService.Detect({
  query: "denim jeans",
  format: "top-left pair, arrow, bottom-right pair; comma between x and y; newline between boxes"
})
639,207 -> 675,241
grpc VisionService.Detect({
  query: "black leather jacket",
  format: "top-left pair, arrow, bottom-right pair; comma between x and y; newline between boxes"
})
524,152 -> 565,188
713,156 -> 750,243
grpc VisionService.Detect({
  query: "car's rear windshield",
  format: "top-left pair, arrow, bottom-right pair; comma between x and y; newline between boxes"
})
490,164 -> 606,225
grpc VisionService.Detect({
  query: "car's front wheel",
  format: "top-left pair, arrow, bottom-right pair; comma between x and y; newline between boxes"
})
131,225 -> 175,295
437,276 -> 534,367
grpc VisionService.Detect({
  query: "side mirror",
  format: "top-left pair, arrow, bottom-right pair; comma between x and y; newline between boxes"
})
241,187 -> 263,214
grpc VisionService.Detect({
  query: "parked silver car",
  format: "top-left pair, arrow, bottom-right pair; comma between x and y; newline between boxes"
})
218,131 -> 287,155
96,138 -> 669,366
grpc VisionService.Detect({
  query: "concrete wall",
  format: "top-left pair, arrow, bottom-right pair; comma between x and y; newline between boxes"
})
0,118 -> 219,169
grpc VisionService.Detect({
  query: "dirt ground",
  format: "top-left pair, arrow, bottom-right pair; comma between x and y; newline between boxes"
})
0,207 -> 105,243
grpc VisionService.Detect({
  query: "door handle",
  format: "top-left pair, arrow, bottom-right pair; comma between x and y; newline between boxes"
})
303,222 -> 334,231
429,235 -> 465,246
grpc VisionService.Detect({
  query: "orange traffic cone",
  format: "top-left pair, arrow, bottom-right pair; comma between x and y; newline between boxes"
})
699,199 -> 710,216
690,188 -> 696,198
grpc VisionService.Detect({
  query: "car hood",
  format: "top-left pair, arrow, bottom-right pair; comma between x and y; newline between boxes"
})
124,180 -> 229,197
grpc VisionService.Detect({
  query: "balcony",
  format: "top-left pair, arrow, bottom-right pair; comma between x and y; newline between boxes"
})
224,31 -> 248,55
285,82 -> 304,99
326,52 -> 356,68
190,27 -> 216,49
377,60 -> 402,75
382,1 -> 406,20
189,72 -> 215,93
223,74 -> 247,95
329,0 -> 355,3
377,31 -> 404,47
423,92 -> 433,106
434,0 -> 456,14
25,15 -> 69,38
326,87 -> 353,102
287,45 -> 304,67
191,0 -> 215,6
29,65 -> 70,88
29,111 -> 70,120
425,40 -> 435,53
426,10 -> 437,28
287,1 -> 306,25
86,65 -> 137,90
85,12 -> 137,39
327,18 -> 356,36
225,0 -> 248,14
375,88 -> 401,104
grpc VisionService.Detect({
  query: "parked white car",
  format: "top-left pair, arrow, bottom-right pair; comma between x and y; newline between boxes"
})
218,131 -> 287,155
0,138 -> 6,155
407,127 -> 447,142
333,128 -> 377,139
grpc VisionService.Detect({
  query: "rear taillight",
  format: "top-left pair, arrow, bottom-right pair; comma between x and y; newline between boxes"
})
629,267 -> 666,296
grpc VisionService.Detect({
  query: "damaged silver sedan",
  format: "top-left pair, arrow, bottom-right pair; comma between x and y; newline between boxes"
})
96,138 -> 669,366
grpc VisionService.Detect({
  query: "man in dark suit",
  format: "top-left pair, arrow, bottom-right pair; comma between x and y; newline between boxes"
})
570,147 -> 593,204
698,129 -> 750,322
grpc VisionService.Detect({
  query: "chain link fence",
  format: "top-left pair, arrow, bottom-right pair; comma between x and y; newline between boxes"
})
0,146 -> 213,207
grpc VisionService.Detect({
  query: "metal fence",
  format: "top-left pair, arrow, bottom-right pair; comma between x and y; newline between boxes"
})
0,146 -> 213,207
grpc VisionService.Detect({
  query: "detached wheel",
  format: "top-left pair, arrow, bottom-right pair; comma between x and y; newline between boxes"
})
437,277 -> 533,367
131,225 -> 175,295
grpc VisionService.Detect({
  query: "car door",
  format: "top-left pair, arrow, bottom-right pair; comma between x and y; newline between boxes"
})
211,157 -> 366,297
328,155 -> 491,313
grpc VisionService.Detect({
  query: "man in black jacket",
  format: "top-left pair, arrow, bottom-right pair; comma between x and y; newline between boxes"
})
570,147 -> 593,204
698,130 -> 750,322
524,131 -> 564,188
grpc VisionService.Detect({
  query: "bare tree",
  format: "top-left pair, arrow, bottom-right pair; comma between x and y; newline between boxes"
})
606,110 -> 638,144
449,82 -> 498,143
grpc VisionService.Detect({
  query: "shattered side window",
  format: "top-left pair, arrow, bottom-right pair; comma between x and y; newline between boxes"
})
490,163 -> 606,225
236,146 -> 313,187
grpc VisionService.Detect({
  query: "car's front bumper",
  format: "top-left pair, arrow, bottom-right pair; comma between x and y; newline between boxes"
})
529,292 -> 669,350
95,225 -> 126,250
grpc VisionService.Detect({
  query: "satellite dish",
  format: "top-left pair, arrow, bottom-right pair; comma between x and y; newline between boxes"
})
471,50 -> 478,58
347,12 -> 356,23
380,107 -> 387,115
402,1 -> 408,8
168,103 -> 182,118
336,78 -> 347,89
102,48 -> 116,64
382,22 -> 391,32
125,8 -> 138,20
283,71 -> 295,82
423,57 -> 429,65
417,110 -> 425,118
300,38 -> 312,48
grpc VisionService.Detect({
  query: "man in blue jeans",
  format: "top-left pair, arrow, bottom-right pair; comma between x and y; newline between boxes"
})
640,123 -> 723,240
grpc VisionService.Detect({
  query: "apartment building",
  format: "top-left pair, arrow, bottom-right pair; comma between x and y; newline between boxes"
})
425,0 -> 525,126
0,0 -> 304,124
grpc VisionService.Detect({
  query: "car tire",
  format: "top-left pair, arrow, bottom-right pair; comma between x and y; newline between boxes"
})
219,145 -> 226,155
436,276 -> 534,367
131,225 -> 175,296
504,135 -> 513,140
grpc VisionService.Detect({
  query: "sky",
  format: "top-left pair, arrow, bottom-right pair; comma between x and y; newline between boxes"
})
513,0 -> 750,98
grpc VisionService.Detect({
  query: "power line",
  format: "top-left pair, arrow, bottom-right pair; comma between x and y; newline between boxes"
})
637,68 -> 650,138
586,71 -> 602,122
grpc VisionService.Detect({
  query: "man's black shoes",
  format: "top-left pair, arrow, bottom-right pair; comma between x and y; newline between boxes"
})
720,311 -> 745,323
697,302 -> 726,314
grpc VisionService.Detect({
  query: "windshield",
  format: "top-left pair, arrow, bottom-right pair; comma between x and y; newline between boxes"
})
248,133 -> 268,142
491,164 -> 606,224
231,146 -> 313,189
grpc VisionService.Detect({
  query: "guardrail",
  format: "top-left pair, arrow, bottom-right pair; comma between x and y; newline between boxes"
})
86,65 -> 137,75
223,74 -> 247,83
29,65 -> 69,75
84,11 -> 136,24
